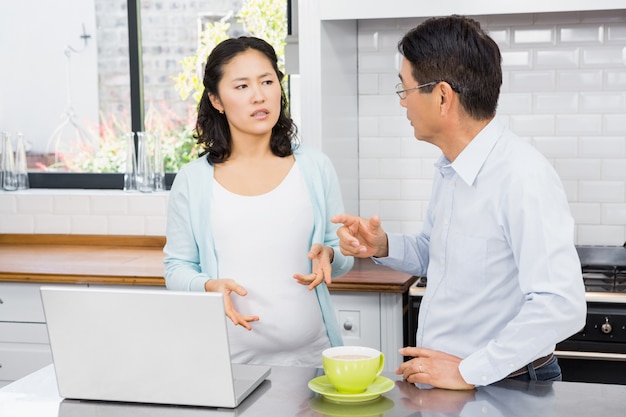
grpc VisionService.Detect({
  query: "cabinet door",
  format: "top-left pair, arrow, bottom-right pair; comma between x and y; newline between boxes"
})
0,343 -> 53,387
0,322 -> 51,385
0,322 -> 50,344
0,283 -> 47,323
0,283 -> 83,387
330,292 -> 380,350
380,293 -> 405,370
0,282 -> 84,323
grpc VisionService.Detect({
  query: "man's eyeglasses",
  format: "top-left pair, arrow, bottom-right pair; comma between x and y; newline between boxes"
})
395,80 -> 462,99
394,81 -> 438,99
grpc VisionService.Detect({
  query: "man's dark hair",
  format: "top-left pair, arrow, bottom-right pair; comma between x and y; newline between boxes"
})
398,15 -> 502,120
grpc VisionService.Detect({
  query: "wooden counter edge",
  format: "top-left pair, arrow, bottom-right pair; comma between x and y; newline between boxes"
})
328,279 -> 417,293
0,272 -> 165,287
0,273 -> 416,293
0,233 -> 165,247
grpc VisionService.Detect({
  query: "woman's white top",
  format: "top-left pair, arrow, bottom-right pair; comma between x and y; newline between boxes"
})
211,162 -> 330,366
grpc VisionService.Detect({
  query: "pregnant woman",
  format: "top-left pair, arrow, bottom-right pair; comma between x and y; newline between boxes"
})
164,36 -> 353,366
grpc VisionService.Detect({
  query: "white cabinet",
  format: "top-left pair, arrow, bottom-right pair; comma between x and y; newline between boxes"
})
331,291 -> 405,371
332,292 -> 380,348
0,283 -> 53,387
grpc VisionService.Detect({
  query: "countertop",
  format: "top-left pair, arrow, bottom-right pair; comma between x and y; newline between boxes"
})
2,364 -> 626,417
0,234 -> 416,293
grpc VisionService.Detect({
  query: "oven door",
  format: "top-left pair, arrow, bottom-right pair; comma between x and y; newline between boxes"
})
556,299 -> 626,385
556,348 -> 626,385
407,284 -> 424,349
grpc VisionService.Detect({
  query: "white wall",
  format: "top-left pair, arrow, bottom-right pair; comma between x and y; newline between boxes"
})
0,190 -> 168,236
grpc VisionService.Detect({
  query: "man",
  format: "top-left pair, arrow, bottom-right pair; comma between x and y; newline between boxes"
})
332,15 -> 586,390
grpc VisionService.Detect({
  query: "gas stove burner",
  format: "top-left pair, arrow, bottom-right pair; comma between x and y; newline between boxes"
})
616,273 -> 626,293
577,245 -> 626,293
414,276 -> 427,287
582,268 -> 626,293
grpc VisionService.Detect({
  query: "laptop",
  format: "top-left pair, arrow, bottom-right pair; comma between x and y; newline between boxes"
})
40,286 -> 270,408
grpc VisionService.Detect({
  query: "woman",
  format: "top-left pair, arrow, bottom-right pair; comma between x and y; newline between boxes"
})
164,36 -> 353,366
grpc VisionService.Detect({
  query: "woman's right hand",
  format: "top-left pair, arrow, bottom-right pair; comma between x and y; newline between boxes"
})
204,279 -> 259,330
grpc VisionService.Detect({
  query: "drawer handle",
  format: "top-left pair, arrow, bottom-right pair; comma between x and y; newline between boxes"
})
0,298 -> 3,304
343,321 -> 353,331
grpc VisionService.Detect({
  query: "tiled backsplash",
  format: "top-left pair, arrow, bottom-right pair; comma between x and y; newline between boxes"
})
0,190 -> 169,236
357,11 -> 626,245
1,11 -> 624,245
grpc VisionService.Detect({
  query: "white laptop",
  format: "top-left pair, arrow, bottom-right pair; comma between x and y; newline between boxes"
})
40,286 -> 270,408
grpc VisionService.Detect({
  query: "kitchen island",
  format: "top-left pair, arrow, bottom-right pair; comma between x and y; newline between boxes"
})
1,364 -> 625,417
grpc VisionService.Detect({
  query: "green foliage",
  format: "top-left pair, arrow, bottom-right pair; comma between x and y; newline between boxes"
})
172,20 -> 232,103
238,0 -> 287,69
174,0 -> 287,103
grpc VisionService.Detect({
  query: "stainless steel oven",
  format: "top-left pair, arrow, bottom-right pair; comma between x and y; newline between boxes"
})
407,245 -> 626,385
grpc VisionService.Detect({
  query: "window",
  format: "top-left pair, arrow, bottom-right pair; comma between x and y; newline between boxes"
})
1,0 -> 288,190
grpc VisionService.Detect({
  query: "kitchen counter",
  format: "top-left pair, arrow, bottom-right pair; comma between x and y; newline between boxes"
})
0,234 -> 415,292
2,364 -> 626,417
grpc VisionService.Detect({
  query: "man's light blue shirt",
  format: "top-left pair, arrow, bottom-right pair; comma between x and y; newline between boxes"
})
375,118 -> 586,385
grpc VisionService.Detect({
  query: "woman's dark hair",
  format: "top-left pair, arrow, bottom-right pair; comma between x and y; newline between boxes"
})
398,15 -> 502,120
195,36 -> 297,164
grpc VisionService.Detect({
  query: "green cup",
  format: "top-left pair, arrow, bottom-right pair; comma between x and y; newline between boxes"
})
322,346 -> 385,393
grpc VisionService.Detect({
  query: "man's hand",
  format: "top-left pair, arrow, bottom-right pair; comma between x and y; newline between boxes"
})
204,278 -> 259,330
331,214 -> 389,258
293,244 -> 333,290
396,347 -> 475,390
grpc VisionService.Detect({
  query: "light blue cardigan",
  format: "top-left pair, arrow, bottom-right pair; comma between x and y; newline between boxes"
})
163,144 -> 353,347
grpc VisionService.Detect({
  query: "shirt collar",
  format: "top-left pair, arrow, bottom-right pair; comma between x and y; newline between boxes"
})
434,117 -> 504,186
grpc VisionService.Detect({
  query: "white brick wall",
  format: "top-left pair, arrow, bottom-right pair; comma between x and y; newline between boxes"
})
0,190 -> 168,236
357,11 -> 626,245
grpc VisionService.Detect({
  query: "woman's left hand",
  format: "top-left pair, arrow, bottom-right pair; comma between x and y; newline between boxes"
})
293,244 -> 333,290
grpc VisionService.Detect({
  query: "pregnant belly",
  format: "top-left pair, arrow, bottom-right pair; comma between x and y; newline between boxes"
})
228,289 -> 327,354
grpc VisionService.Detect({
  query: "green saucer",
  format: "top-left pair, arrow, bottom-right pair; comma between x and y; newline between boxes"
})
308,396 -> 395,416
307,375 -> 394,404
